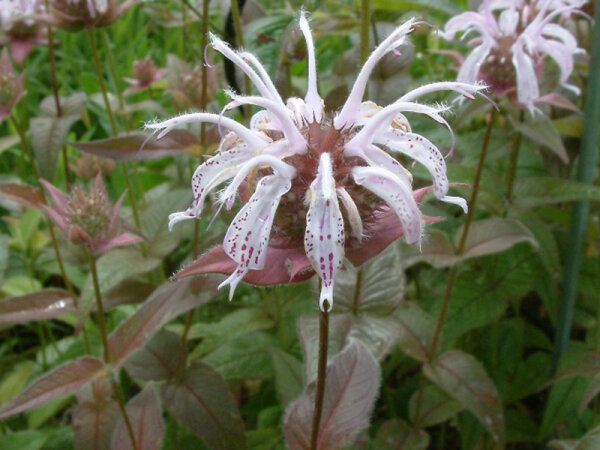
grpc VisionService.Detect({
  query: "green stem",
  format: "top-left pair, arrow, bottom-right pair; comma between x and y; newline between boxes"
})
99,29 -> 127,125
505,109 -> 525,200
311,304 -> 330,450
86,28 -> 144,239
428,107 -> 497,358
230,0 -> 251,115
359,0 -> 370,65
86,29 -> 118,134
10,115 -> 82,319
45,19 -> 72,188
551,3 -> 600,374
359,0 -> 370,97
89,250 -> 138,449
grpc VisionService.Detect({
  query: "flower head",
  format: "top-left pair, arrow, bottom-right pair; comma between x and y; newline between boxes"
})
0,49 -> 25,123
441,0 -> 587,112
149,13 -> 485,311
45,0 -> 139,31
124,58 -> 166,95
0,0 -> 45,64
40,175 -> 139,253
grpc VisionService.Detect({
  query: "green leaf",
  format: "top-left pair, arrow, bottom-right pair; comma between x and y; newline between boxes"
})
409,385 -> 464,428
0,361 -> 35,406
394,302 -> 436,362
423,350 -> 505,447
374,419 -> 430,449
30,93 -> 86,179
512,177 -> 600,209
333,244 -> 405,314
372,0 -> 460,15
549,426 -> 600,450
270,348 -> 304,408
0,430 -> 50,450
541,377 -> 591,439
202,331 -> 277,380
80,248 -> 161,316
510,113 -> 569,162
189,308 -> 274,359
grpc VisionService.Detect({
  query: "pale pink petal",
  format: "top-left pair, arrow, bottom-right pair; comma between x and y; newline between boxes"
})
219,174 -> 292,299
352,166 -> 422,245
336,187 -> 363,240
298,12 -> 322,122
304,153 -> 345,312
512,42 -> 539,111
168,144 -> 253,230
457,42 -> 493,84
335,19 -> 416,127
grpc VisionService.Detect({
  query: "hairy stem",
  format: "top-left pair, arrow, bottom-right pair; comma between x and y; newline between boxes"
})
505,109 -> 525,200
311,304 -> 330,450
89,250 -> 137,449
87,28 -> 143,238
99,29 -> 126,125
45,18 -> 72,187
429,107 -> 497,356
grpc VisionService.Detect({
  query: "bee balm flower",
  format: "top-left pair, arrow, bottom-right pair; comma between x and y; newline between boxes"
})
441,0 -> 586,112
148,14 -> 485,311
0,0 -> 45,65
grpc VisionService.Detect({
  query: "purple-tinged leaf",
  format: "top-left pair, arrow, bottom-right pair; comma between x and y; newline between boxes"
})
73,379 -> 120,450
0,183 -> 44,209
124,330 -> 186,381
0,289 -> 76,324
0,357 -> 105,419
332,245 -> 405,314
284,340 -> 380,450
535,93 -> 581,113
408,385 -> 464,427
112,384 -> 164,450
374,419 -> 429,450
457,218 -> 538,259
423,350 -> 505,447
107,279 -> 214,367
161,360 -> 246,450
394,302 -> 435,362
72,130 -> 201,161
404,219 -> 537,269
